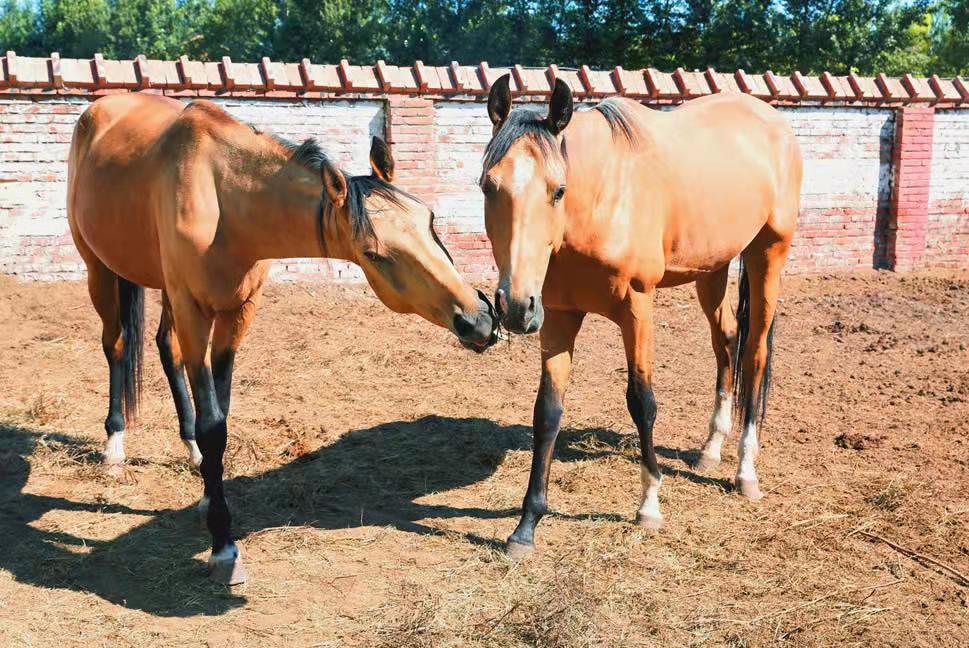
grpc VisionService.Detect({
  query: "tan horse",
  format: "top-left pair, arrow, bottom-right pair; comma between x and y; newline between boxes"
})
68,92 -> 497,583
482,75 -> 801,558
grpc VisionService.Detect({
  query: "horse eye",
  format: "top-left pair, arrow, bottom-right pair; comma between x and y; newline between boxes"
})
552,185 -> 566,204
364,250 -> 388,264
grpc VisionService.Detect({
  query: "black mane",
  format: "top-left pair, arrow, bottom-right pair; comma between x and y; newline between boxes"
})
271,134 -> 415,242
480,97 -> 640,180
591,97 -> 640,145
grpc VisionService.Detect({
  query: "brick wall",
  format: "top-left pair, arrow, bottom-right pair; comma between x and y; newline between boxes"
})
928,110 -> 969,268
782,107 -> 895,272
2,54 -> 969,281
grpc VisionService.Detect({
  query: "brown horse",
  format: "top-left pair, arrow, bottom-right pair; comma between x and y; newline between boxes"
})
482,75 -> 802,558
68,92 -> 497,583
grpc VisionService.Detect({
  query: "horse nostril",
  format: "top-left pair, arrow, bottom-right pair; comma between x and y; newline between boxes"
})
495,289 -> 508,316
526,295 -> 536,318
453,312 -> 476,338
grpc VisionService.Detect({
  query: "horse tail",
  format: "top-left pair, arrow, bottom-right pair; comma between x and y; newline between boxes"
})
732,257 -> 775,426
118,277 -> 145,423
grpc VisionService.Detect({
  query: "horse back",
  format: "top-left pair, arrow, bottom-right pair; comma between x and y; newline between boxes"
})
633,94 -> 801,281
68,93 -> 187,288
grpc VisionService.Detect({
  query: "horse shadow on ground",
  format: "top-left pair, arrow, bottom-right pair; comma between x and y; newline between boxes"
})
0,415 -> 681,618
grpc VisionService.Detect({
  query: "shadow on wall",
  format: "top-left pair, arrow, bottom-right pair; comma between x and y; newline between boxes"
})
0,416 -> 630,618
873,115 -> 897,269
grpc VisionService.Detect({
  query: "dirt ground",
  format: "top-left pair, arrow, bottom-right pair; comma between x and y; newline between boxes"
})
0,270 -> 967,647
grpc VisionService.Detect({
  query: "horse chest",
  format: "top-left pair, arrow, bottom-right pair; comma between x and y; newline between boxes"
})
543,252 -> 629,315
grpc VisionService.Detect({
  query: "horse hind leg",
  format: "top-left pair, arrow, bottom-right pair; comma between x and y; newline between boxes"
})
733,229 -> 791,500
156,291 -> 200,467
694,265 -> 737,473
85,260 -> 144,470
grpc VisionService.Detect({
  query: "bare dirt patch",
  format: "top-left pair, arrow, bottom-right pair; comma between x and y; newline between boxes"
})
1,270 -> 967,646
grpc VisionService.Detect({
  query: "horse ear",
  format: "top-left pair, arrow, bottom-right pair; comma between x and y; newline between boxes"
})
369,136 -> 395,182
487,73 -> 512,128
321,159 -> 347,209
546,78 -> 573,135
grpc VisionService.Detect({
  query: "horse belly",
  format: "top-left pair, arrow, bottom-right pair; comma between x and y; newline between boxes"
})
75,191 -> 165,289
659,180 -> 771,285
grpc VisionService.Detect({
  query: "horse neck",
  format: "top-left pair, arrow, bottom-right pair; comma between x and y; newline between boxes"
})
561,114 -> 645,249
233,163 -> 355,263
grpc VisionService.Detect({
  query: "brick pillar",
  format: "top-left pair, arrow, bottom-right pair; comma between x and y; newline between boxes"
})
887,106 -> 934,271
383,96 -> 436,203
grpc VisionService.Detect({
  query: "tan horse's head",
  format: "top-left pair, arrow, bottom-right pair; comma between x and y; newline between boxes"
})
481,75 -> 573,334
321,137 -> 498,351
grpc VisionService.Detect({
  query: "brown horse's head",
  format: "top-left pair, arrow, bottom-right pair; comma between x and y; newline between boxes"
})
321,137 -> 498,351
481,74 -> 573,334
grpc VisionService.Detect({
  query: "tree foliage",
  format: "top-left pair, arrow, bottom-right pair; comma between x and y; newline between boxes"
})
0,0 -> 966,75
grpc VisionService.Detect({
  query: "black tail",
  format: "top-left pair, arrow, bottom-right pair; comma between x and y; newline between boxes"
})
732,258 -> 775,426
118,278 -> 145,423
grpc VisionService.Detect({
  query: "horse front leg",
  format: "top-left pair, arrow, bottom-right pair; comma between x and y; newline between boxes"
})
506,309 -> 584,559
169,288 -> 247,585
620,288 -> 663,529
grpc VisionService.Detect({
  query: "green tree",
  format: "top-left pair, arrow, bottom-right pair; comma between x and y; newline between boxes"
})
0,0 -> 41,54
275,0 -> 387,64
40,0 -> 113,57
189,0 -> 276,61
933,0 -> 969,74
776,0 -> 929,74
110,0 -> 189,59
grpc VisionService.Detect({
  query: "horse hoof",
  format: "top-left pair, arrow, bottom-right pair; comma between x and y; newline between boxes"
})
736,478 -> 764,501
505,541 -> 535,561
102,461 -> 124,478
693,454 -> 720,474
209,556 -> 248,585
635,512 -> 664,530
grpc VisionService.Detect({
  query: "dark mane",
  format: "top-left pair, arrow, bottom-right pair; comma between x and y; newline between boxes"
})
270,134 -> 417,242
480,98 -> 640,179
591,97 -> 640,145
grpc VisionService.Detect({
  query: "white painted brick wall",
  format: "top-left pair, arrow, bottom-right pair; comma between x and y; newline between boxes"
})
779,107 -> 894,271
3,95 -> 968,280
928,110 -> 969,267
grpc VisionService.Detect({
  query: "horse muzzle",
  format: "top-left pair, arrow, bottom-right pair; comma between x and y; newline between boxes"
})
495,288 -> 543,334
456,289 -> 501,353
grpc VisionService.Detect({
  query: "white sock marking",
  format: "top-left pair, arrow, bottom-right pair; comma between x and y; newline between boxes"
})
103,431 -> 125,465
736,421 -> 759,482
184,439 -> 202,467
638,465 -> 663,521
208,542 -> 239,565
701,390 -> 732,461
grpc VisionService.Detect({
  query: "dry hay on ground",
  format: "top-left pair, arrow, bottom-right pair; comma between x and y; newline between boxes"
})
0,270 -> 967,647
